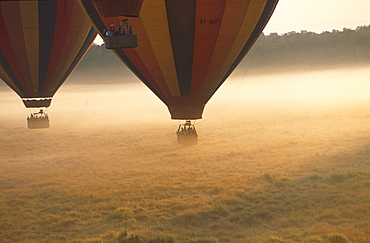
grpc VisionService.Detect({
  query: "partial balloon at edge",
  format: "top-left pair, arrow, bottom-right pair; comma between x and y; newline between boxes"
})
0,0 -> 97,128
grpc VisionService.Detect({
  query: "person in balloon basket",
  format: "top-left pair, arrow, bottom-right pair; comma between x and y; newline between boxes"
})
104,20 -> 132,37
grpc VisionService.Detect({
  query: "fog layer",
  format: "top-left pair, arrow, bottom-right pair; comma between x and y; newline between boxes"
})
1,66 -> 370,242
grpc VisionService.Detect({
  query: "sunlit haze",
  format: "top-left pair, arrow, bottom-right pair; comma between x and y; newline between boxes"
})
2,1 -> 370,242
93,0 -> 370,44
263,0 -> 370,34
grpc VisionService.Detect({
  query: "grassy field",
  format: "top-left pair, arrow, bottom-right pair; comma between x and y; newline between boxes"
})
1,67 -> 370,243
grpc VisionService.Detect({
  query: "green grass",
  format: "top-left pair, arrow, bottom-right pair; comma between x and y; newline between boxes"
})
2,158 -> 370,242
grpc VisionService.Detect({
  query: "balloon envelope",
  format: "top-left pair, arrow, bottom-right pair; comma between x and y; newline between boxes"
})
92,0 -> 143,18
0,0 -> 96,108
79,0 -> 278,119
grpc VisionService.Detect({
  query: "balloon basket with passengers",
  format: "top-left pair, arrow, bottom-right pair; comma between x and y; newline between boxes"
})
87,0 -> 142,49
176,120 -> 198,145
103,19 -> 138,49
27,110 -> 49,129
23,98 -> 51,129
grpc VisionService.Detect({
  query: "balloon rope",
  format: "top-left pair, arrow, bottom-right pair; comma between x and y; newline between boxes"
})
197,50 -> 256,125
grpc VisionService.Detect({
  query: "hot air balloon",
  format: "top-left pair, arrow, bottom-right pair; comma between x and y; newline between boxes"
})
78,0 -> 278,144
0,0 -> 96,129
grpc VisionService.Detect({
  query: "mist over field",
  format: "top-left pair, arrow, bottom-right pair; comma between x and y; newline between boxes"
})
1,66 -> 370,242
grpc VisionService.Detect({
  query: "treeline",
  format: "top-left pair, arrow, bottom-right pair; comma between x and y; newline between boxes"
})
244,25 -> 370,70
71,25 -> 370,83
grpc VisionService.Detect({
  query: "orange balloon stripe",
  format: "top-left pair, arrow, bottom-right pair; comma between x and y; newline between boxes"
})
127,18 -> 172,98
11,2 -> 33,94
20,1 -> 40,94
213,0 -> 266,87
43,0 -> 73,93
139,0 -> 180,97
200,0 -> 251,97
123,48 -> 167,99
49,1 -> 91,93
211,0 -> 279,96
190,0 -> 225,97
1,2 -> 33,96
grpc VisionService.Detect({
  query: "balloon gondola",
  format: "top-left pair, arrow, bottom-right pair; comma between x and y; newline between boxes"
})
27,109 -> 49,129
80,0 -> 143,49
0,0 -> 96,129
103,19 -> 138,49
176,120 -> 198,145
79,0 -> 279,144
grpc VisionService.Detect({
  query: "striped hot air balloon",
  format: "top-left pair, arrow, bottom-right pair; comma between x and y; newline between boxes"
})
0,0 -> 96,128
78,0 -> 278,143
78,0 -> 278,120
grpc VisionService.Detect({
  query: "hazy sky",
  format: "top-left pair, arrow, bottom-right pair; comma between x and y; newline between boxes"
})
263,0 -> 370,34
93,0 -> 370,43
